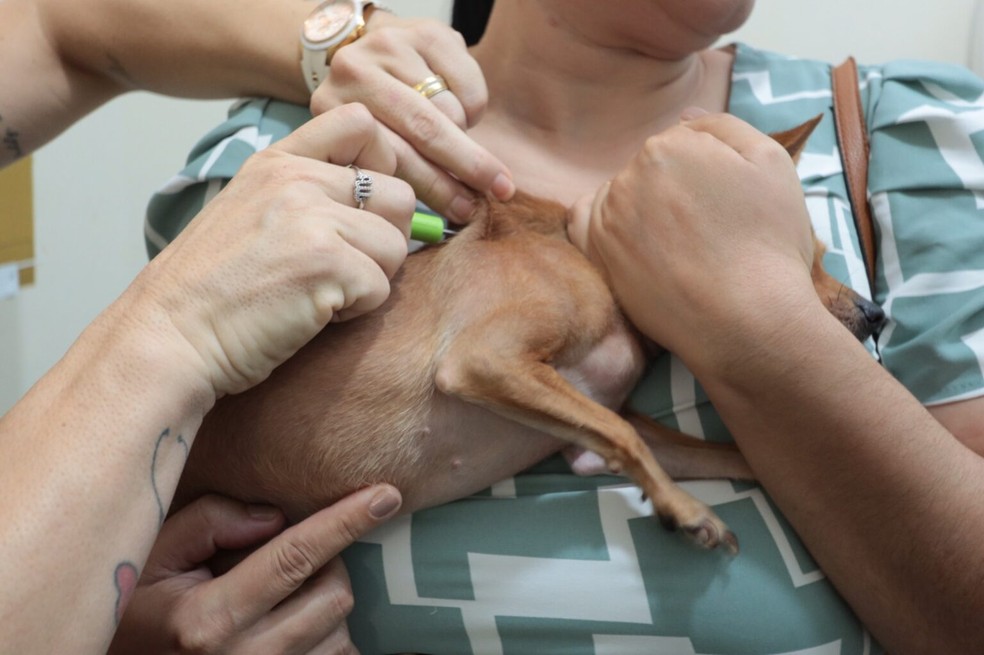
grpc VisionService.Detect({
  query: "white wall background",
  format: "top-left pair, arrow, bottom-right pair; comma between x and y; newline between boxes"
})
1,0 -> 980,414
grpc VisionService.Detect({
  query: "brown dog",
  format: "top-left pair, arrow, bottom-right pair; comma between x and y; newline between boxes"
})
173,117 -> 883,553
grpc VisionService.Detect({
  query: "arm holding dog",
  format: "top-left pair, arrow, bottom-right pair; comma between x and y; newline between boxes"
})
0,105 -> 413,653
570,111 -> 984,654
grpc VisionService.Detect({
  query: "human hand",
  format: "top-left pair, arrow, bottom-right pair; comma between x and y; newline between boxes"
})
109,485 -> 402,654
310,11 -> 514,223
128,103 -> 415,398
567,111 -> 818,372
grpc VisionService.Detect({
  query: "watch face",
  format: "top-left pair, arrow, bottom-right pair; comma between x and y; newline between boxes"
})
304,1 -> 356,42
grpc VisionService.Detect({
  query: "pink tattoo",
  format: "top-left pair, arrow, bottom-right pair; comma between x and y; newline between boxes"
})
113,562 -> 138,624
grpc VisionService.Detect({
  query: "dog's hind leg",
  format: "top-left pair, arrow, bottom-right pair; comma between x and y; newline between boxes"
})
623,411 -> 755,481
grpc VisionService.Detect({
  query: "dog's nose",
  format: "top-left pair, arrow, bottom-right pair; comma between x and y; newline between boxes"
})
857,298 -> 887,337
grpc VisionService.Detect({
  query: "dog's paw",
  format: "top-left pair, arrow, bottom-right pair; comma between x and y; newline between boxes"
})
655,498 -> 738,554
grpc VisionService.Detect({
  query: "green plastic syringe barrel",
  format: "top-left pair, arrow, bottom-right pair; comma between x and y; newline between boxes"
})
410,212 -> 447,243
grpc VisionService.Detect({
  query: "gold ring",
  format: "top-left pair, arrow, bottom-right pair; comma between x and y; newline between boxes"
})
412,74 -> 449,100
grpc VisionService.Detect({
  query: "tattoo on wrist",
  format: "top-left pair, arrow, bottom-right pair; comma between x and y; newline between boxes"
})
151,428 -> 189,527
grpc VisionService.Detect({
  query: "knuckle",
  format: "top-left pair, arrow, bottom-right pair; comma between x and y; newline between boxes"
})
380,240 -> 408,280
245,153 -> 321,195
312,283 -> 346,323
640,133 -> 668,163
310,87 -> 338,116
418,17 -> 455,40
328,47 -> 370,86
272,539 -> 322,588
333,102 -> 376,134
456,87 -> 488,125
244,146 -> 286,173
757,137 -> 793,166
171,606 -> 234,654
358,27 -> 403,57
360,276 -> 391,311
447,25 -> 469,49
420,19 -> 467,54
390,178 -> 417,215
406,108 -> 443,144
325,583 -> 356,621
345,101 -> 375,126
307,221 -> 349,260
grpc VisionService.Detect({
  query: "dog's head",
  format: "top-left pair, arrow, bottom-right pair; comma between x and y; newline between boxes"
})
773,115 -> 885,343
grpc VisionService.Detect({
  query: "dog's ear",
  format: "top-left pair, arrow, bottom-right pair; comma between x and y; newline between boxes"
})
770,113 -> 823,163
463,195 -> 492,226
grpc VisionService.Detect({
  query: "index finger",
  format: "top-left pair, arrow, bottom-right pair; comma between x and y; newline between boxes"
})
201,484 -> 402,627
272,103 -> 397,175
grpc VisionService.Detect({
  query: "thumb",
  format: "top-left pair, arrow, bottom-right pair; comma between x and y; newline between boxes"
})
567,184 -> 611,276
142,495 -> 287,581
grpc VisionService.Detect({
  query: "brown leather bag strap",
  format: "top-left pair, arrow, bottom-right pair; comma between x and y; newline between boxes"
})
831,57 -> 877,290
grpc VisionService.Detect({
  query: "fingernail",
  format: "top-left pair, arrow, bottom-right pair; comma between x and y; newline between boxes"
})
450,195 -> 477,222
247,504 -> 281,520
491,172 -> 515,201
680,106 -> 709,121
369,487 -> 402,519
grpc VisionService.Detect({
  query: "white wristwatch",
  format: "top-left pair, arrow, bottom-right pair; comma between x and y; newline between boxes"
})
299,0 -> 379,93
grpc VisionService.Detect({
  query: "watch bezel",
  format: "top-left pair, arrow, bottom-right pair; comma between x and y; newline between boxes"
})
301,0 -> 363,51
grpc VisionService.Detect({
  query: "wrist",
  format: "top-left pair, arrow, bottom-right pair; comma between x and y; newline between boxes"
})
85,285 -> 219,423
680,287 -> 835,385
298,0 -> 388,95
688,296 -> 862,401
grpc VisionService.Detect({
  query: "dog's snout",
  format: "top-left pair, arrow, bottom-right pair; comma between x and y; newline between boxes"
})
858,298 -> 887,337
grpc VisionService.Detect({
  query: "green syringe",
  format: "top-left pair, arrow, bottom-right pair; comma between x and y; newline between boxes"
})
410,212 -> 458,243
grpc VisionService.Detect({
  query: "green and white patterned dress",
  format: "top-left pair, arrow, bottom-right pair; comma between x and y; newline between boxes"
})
146,43 -> 984,654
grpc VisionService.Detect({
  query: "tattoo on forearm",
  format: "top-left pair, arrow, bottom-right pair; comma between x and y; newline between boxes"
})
106,54 -> 137,88
151,427 -> 189,527
109,428 -> 189,627
113,562 -> 139,625
0,113 -> 23,159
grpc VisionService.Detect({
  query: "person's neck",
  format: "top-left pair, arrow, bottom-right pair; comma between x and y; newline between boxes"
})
467,2 -> 733,203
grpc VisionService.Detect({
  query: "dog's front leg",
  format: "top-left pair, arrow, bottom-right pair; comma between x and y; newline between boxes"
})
434,339 -> 738,553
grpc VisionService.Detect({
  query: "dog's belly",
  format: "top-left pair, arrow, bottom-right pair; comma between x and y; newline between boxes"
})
176,300 -> 647,523
394,394 -> 566,513
179,388 -> 568,523
178,334 -> 643,523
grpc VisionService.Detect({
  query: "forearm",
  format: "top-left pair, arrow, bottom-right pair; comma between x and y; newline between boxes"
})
0,288 -> 215,653
696,308 -> 984,654
0,0 -> 310,166
35,0 -> 311,102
